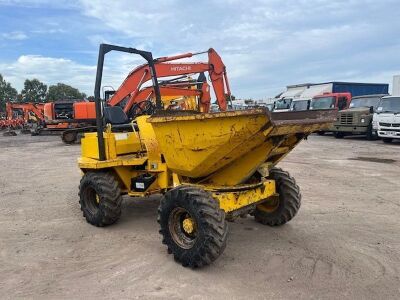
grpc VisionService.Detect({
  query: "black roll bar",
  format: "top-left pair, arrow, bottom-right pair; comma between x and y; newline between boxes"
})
94,44 -> 162,161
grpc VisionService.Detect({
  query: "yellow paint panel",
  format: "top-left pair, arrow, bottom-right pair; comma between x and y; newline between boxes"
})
148,110 -> 270,178
211,180 -> 276,213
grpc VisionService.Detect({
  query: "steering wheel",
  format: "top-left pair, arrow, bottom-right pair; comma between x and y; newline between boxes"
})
128,100 -> 156,119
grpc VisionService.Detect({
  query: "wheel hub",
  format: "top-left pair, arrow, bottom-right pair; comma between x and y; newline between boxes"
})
182,217 -> 195,234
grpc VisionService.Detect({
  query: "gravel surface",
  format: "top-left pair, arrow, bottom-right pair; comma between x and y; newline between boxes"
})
0,133 -> 399,299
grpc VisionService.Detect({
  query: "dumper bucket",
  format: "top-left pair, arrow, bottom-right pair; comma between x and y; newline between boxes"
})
148,108 -> 336,185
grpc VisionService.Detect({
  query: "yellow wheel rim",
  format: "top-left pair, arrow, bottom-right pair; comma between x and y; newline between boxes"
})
95,194 -> 100,204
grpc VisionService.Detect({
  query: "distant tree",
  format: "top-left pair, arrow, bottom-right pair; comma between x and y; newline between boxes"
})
47,83 -> 87,101
0,74 -> 18,111
20,78 -> 47,103
87,96 -> 95,101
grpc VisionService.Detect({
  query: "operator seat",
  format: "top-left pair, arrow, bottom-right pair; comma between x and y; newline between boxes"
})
104,106 -> 129,125
103,106 -> 137,132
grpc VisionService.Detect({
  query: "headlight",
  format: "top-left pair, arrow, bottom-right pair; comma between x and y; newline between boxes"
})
360,118 -> 365,123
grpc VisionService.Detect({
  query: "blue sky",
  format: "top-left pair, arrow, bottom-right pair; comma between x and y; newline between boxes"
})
1,0 -> 400,98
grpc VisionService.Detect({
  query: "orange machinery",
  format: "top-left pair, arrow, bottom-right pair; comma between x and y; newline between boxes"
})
73,48 -> 230,119
107,48 -> 230,113
5,102 -> 44,122
32,99 -> 98,139
58,48 -> 231,144
1,102 -> 44,131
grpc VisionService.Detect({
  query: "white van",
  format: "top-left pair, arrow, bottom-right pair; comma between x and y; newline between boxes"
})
273,98 -> 292,112
373,96 -> 400,143
290,98 -> 311,111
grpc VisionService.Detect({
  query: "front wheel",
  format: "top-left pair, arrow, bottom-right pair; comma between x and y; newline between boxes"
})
158,186 -> 228,268
79,171 -> 122,227
333,132 -> 345,139
254,168 -> 301,226
62,131 -> 78,144
382,138 -> 393,143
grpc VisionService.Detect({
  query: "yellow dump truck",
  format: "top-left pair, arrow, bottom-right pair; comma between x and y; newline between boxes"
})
77,44 -> 336,268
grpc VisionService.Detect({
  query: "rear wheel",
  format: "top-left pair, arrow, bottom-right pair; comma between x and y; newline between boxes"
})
254,168 -> 301,226
382,138 -> 393,143
333,132 -> 345,139
79,171 -> 122,227
158,186 -> 228,268
62,131 -> 78,144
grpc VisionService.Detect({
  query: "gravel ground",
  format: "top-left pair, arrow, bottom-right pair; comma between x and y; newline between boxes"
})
0,132 -> 399,299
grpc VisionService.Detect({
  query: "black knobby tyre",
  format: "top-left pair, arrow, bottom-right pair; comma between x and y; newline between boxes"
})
382,138 -> 393,144
254,167 -> 301,226
79,171 -> 122,227
158,186 -> 228,268
62,131 -> 77,144
334,132 -> 345,139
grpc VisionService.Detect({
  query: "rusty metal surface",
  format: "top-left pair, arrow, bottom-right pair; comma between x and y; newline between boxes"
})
268,109 -> 337,136
148,108 -> 268,123
270,109 -> 337,125
149,108 -> 336,127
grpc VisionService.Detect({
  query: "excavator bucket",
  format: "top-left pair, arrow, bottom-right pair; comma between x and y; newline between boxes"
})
148,108 -> 336,185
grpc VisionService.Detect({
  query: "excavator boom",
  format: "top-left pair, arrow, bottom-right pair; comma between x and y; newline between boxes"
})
108,48 -> 230,112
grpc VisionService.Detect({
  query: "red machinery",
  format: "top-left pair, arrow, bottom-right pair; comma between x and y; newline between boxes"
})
5,102 -> 44,122
1,102 -> 45,134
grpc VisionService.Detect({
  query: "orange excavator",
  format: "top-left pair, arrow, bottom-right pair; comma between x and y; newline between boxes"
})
1,102 -> 45,135
5,102 -> 44,122
32,99 -> 99,140
60,48 -> 232,143
107,48 -> 230,113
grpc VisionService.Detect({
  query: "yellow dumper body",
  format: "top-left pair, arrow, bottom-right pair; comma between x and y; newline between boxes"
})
78,108 -> 336,267
79,108 -> 334,214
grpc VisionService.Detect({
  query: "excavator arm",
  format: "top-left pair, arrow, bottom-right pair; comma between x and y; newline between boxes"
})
6,102 -> 44,121
108,48 -> 230,112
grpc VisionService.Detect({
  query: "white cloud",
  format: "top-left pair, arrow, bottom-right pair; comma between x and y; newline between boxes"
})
0,55 -> 96,94
0,0 -> 79,9
0,54 -> 153,96
1,31 -> 27,40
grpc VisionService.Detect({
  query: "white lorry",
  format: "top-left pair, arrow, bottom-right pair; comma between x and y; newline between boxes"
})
373,96 -> 400,143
